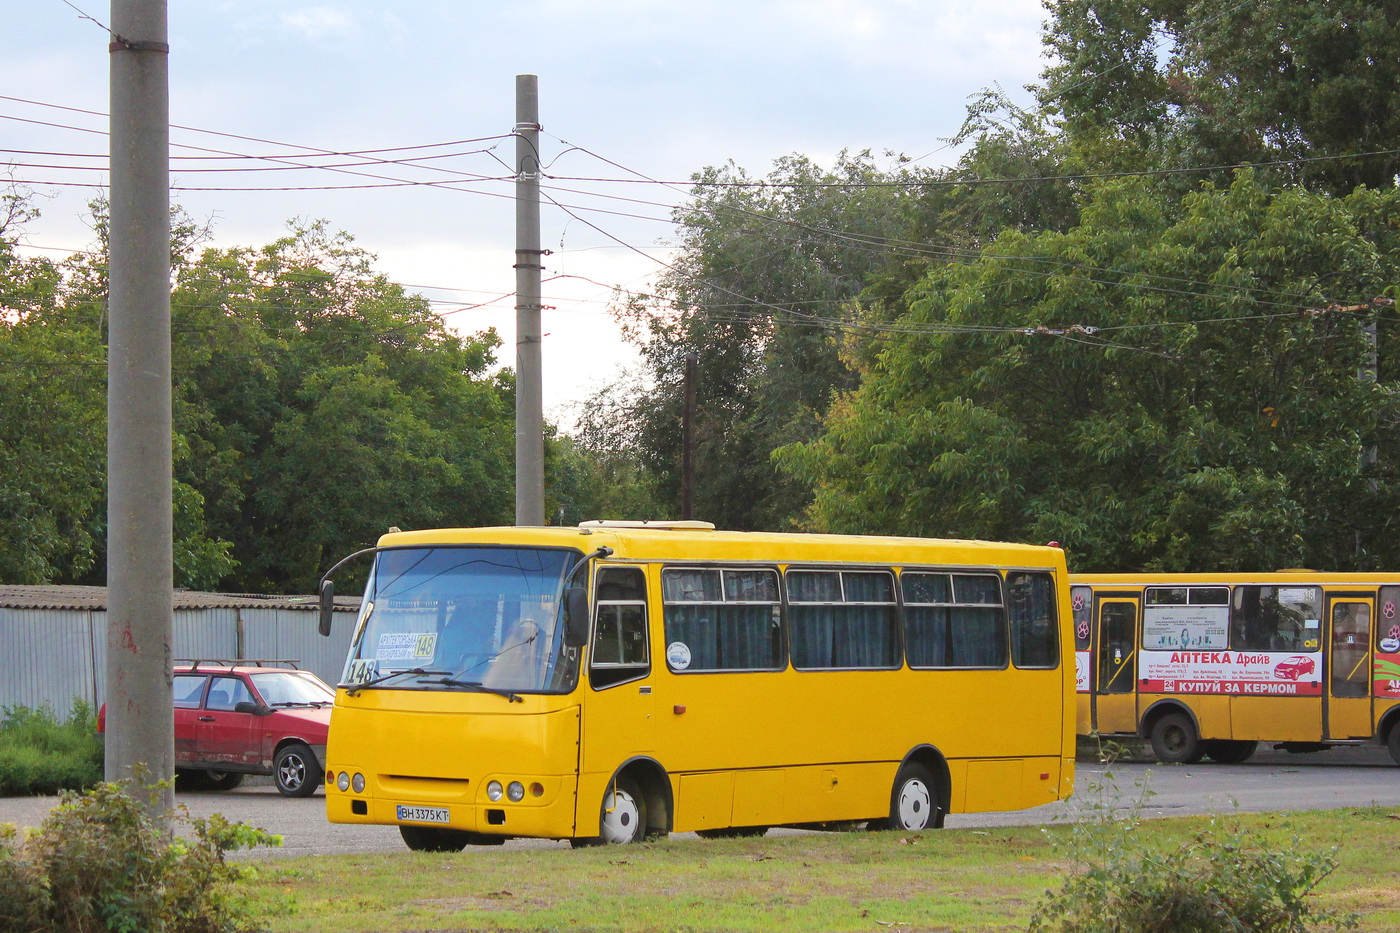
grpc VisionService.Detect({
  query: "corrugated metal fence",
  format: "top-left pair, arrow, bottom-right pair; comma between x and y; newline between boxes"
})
0,587 -> 359,719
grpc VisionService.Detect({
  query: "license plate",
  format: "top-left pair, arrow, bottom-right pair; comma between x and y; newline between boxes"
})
396,805 -> 451,824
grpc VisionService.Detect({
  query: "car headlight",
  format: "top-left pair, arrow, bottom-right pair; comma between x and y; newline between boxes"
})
352,773 -> 366,794
486,780 -> 504,802
507,781 -> 525,802
337,772 -> 350,792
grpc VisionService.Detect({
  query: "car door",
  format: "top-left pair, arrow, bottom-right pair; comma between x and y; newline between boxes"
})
196,675 -> 258,766
172,674 -> 208,765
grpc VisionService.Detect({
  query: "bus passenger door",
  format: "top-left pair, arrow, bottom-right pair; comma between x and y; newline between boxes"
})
1325,597 -> 1373,740
579,566 -> 656,777
1094,599 -> 1139,735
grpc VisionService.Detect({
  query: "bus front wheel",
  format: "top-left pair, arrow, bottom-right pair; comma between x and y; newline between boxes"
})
572,776 -> 648,846
399,825 -> 471,852
1150,713 -> 1204,764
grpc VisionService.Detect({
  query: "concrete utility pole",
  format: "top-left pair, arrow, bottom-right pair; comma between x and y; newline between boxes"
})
106,0 -> 175,818
514,74 -> 545,526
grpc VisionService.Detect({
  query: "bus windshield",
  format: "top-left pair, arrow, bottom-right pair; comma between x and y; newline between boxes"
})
343,546 -> 579,695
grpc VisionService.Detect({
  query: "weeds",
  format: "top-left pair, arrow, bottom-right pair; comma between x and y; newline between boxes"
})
0,779 -> 282,932
1029,748 -> 1358,933
0,702 -> 104,796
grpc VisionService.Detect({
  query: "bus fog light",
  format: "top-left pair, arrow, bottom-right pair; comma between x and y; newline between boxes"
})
337,772 -> 350,792
507,781 -> 525,802
530,782 -> 544,798
352,773 -> 366,793
487,781 -> 504,801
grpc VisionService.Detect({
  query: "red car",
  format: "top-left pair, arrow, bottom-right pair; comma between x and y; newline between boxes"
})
99,660 -> 333,797
1273,655 -> 1316,681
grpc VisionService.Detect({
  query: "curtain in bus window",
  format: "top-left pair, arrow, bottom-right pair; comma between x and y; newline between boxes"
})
662,567 -> 781,671
1008,572 -> 1058,669
788,570 -> 897,669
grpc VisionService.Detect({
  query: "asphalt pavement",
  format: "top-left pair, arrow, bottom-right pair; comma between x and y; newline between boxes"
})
1,745 -> 1395,858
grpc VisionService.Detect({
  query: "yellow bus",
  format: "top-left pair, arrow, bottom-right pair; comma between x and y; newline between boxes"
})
1071,573 -> 1400,765
315,522 -> 1075,850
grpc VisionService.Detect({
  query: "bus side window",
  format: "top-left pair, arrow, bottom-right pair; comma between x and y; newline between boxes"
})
590,567 -> 650,689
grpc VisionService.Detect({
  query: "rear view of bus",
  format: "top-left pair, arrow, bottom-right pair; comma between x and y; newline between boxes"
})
319,524 -> 1076,850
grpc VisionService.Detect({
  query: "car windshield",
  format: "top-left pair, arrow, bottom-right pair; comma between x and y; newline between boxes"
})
342,546 -> 580,695
249,671 -> 334,707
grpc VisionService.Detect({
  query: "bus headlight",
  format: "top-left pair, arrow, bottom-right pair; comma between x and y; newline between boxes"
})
337,772 -> 350,792
507,781 -> 525,802
486,780 -> 504,801
352,773 -> 366,793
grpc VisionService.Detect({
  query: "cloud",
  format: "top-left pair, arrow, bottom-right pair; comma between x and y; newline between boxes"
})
279,5 -> 356,40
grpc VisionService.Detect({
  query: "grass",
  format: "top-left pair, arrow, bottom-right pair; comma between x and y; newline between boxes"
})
241,807 -> 1400,933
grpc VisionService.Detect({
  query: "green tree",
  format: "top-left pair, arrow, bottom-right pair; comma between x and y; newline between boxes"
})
1041,0 -> 1400,193
778,172 -> 1400,572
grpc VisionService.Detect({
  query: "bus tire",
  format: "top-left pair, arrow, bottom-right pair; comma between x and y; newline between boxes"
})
1388,726 -> 1400,767
1150,712 -> 1204,764
882,762 -> 937,832
1203,739 -> 1257,764
573,776 -> 648,846
399,825 -> 471,852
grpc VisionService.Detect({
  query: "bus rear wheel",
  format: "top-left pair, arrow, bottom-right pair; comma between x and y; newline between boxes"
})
1203,739 -> 1257,764
1387,726 -> 1400,767
876,762 -> 938,832
1150,712 -> 1204,764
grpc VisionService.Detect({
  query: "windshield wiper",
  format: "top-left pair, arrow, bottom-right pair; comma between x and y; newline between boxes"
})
341,667 -> 449,696
417,678 -> 524,703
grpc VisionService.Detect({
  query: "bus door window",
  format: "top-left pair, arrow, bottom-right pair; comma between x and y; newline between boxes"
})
1097,603 -> 1136,694
590,566 -> 650,689
1329,602 -> 1371,699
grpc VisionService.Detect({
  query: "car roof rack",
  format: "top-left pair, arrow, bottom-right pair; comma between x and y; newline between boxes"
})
174,659 -> 301,671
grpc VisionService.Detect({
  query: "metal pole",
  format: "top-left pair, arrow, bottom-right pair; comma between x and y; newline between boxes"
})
514,74 -> 545,526
682,352 -> 697,520
106,0 -> 174,819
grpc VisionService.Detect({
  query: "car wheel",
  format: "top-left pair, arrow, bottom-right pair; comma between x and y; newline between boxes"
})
203,770 -> 245,791
274,743 -> 321,798
571,775 -> 648,847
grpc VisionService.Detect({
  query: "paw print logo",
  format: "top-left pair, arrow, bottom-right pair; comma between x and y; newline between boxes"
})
1076,621 -> 1090,641
1384,601 -> 1397,621
1072,593 -> 1085,612
1390,625 -> 1400,640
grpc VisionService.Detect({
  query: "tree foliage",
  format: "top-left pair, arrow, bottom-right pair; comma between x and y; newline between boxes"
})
0,198 -> 521,592
778,172 -> 1400,571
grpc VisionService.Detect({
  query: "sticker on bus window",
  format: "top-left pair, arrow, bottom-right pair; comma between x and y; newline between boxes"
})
348,659 -> 379,683
377,632 -> 438,662
667,642 -> 692,670
1380,637 -> 1400,654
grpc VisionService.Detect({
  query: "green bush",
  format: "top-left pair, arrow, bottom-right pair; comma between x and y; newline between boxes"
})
1029,758 -> 1358,933
0,703 -> 104,796
0,780 -> 280,932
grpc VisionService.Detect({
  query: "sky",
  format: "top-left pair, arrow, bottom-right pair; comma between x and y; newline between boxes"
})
3,0 -> 1050,426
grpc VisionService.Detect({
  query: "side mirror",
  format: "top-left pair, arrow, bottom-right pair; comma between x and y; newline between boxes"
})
563,586 -> 589,648
318,579 -> 335,637
233,701 -> 260,715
